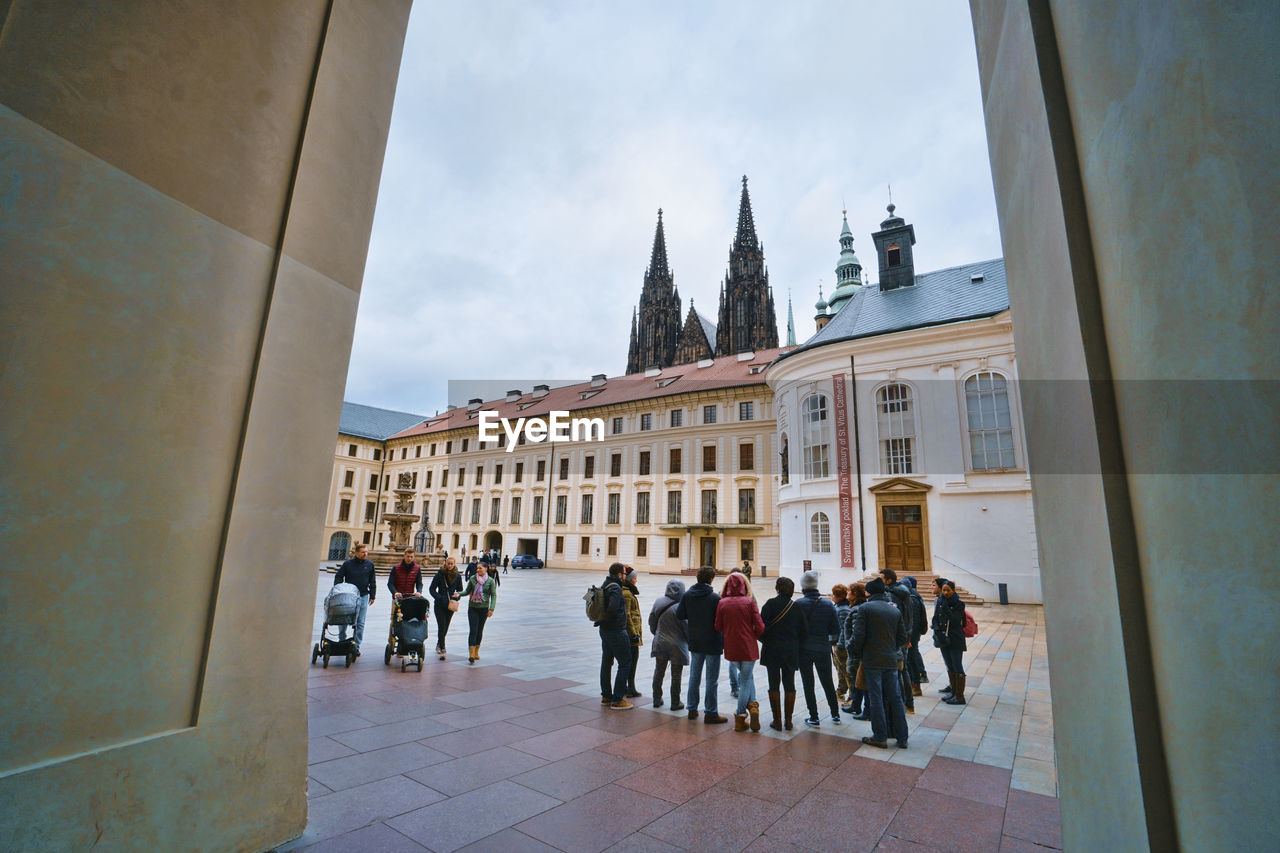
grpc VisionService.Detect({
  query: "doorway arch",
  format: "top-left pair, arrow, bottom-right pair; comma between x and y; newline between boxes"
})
484,530 -> 503,553
327,531 -> 351,561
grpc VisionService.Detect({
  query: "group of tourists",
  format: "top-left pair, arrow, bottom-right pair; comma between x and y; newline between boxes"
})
594,562 -> 969,749
333,547 -> 499,666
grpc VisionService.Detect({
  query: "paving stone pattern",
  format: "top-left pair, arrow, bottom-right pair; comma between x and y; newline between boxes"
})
279,569 -> 1061,852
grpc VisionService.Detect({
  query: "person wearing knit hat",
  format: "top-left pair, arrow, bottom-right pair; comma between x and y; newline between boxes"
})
864,576 -> 886,596
621,566 -> 644,698
795,571 -> 843,727
850,574 -> 909,748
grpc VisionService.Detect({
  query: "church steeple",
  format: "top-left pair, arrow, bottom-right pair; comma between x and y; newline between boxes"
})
786,291 -> 797,346
826,210 -> 864,313
716,176 -> 779,356
627,209 -> 683,373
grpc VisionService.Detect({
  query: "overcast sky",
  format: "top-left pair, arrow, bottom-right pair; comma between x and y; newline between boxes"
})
346,1 -> 1002,417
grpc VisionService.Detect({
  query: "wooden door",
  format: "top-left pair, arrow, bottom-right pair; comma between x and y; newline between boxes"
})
882,504 -> 925,572
700,537 -> 716,569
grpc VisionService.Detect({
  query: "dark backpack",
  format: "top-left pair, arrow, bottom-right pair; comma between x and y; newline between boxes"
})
909,591 -> 928,635
584,585 -> 608,623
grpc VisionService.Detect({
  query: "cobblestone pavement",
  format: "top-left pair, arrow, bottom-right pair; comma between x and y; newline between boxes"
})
280,568 -> 1061,852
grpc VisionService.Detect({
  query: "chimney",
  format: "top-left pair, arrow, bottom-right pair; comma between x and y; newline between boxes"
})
532,384 -> 549,398
644,366 -> 661,378
467,397 -> 483,412
506,389 -> 521,402
590,373 -> 607,388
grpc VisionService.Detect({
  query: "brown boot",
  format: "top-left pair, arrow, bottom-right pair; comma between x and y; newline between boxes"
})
783,691 -> 796,730
468,646 -> 477,664
747,701 -> 761,732
911,682 -> 923,697
734,713 -> 749,732
943,672 -> 966,705
767,691 -> 782,731
473,646 -> 480,661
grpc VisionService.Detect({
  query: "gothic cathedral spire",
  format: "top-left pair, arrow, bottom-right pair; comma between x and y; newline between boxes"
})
715,176 -> 779,356
626,209 -> 682,374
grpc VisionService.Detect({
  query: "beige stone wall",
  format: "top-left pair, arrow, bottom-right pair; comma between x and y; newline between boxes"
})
971,1 -> 1279,849
0,2 -> 411,849
323,435 -> 390,558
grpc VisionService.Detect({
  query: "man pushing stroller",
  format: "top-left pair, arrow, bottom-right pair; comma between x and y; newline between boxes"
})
387,549 -> 426,661
333,544 -> 377,656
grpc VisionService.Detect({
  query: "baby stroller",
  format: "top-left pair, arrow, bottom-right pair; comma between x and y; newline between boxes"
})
385,595 -> 429,672
312,582 -> 359,668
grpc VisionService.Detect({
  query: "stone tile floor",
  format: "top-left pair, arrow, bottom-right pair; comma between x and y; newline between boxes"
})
278,569 -> 1061,852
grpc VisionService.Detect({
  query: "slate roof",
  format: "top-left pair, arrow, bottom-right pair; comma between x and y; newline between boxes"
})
339,401 -> 428,441
389,347 -> 791,440
776,257 -> 1008,363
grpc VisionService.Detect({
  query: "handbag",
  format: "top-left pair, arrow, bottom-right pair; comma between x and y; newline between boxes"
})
447,599 -> 459,612
854,662 -> 867,691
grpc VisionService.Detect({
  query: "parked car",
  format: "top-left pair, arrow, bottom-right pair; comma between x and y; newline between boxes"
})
511,554 -> 544,569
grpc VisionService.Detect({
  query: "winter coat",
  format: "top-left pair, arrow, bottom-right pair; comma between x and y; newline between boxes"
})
334,558 -> 376,601
795,589 -> 839,657
833,600 -> 852,649
759,592 -> 806,670
462,573 -> 497,611
933,593 -> 968,651
623,584 -> 643,645
842,603 -> 865,670
885,580 -> 915,636
713,573 -> 765,662
429,569 -> 462,607
388,561 -> 423,597
903,577 -> 928,639
649,580 -> 690,664
675,582 -> 723,655
851,593 -> 907,669
596,575 -> 627,633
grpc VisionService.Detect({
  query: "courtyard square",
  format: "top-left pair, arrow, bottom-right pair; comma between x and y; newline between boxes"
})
282,568 -> 1061,852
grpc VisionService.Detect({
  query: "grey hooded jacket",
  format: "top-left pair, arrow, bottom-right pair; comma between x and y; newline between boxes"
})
648,579 -> 690,665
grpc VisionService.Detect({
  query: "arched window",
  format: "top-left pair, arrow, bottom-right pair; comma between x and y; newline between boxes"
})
965,371 -> 1015,469
801,394 -> 831,479
877,383 -> 916,474
810,512 -> 831,553
327,531 -> 351,561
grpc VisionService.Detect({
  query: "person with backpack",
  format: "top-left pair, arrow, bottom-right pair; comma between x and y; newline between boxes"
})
795,571 -> 842,727
902,576 -> 929,693
839,582 -> 870,720
830,584 -> 852,704
675,566 -> 727,724
593,562 -> 634,710
934,578 -> 969,704
648,579 -> 689,710
880,569 -> 916,714
851,577 -> 909,749
760,576 -> 806,730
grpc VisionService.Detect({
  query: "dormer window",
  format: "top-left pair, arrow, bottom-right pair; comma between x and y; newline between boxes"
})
887,244 -> 902,267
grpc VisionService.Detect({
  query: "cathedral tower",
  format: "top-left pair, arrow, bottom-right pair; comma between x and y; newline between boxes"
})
715,176 -> 779,356
626,209 -> 683,373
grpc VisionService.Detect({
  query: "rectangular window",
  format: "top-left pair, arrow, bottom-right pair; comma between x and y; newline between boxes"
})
580,493 -> 594,524
461,438 -> 469,452
441,468 -> 449,488
701,489 -> 717,524
635,491 -> 650,525
437,499 -> 446,525
555,535 -> 564,554
739,401 -> 754,421
425,470 -> 433,488
369,473 -> 378,491
667,490 -> 682,524
738,488 -> 756,524
410,471 -> 417,489
668,538 -> 680,558
510,496 -> 522,525
338,498 -> 351,521
739,442 -> 754,471
702,444 -> 717,472
966,372 -> 1016,470
555,495 -> 568,525
640,413 -> 652,431
490,497 -> 500,524
365,501 -> 376,523
741,539 -> 754,561
471,498 -> 481,524
401,447 -> 408,459
474,464 -> 483,485
373,448 -> 382,461
607,492 -> 620,524
384,475 -> 390,491
362,531 -> 371,545
348,444 -> 358,457
415,445 -> 422,458
584,456 -> 595,479
559,458 -> 569,480
343,470 -> 354,488
453,499 -> 462,525
805,444 -> 831,479
430,443 -> 437,456
637,538 -> 648,557
446,440 -> 452,454
536,459 -> 546,481
669,447 -> 682,473
610,453 -> 621,477
581,536 -> 591,555
639,451 -> 651,476
515,462 -> 524,483
612,416 -> 623,435
532,495 -> 544,525
884,438 -> 914,475
607,536 -> 618,556
703,405 -> 717,424
494,464 -> 503,483
670,409 -> 683,428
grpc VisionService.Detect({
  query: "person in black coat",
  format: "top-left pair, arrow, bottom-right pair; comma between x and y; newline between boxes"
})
675,566 -> 727,724
596,563 -> 633,708
851,577 -> 909,748
428,557 -> 463,660
795,571 -> 842,727
759,576 -> 807,730
933,578 -> 969,704
333,543 -> 376,655
881,569 -> 916,714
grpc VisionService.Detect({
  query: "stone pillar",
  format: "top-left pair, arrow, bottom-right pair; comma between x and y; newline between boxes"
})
970,1 -> 1279,849
0,1 -> 411,849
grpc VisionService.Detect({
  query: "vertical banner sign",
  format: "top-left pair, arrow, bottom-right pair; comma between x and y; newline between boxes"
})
831,373 -> 855,567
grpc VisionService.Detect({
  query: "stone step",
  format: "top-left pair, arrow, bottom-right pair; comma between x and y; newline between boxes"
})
855,571 -> 985,606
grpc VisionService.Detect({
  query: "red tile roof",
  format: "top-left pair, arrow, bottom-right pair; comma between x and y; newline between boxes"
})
388,347 -> 792,440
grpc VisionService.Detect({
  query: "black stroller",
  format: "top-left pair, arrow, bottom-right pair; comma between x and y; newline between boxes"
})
384,595 -> 429,672
312,582 -> 359,668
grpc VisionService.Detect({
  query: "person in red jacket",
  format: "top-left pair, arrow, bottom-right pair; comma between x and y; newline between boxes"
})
387,548 -> 423,598
714,572 -> 765,732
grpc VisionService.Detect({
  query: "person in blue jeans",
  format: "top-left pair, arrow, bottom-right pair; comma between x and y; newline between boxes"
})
675,566 -> 728,724
595,562 -> 634,709
850,576 -> 909,748
333,543 -> 376,655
